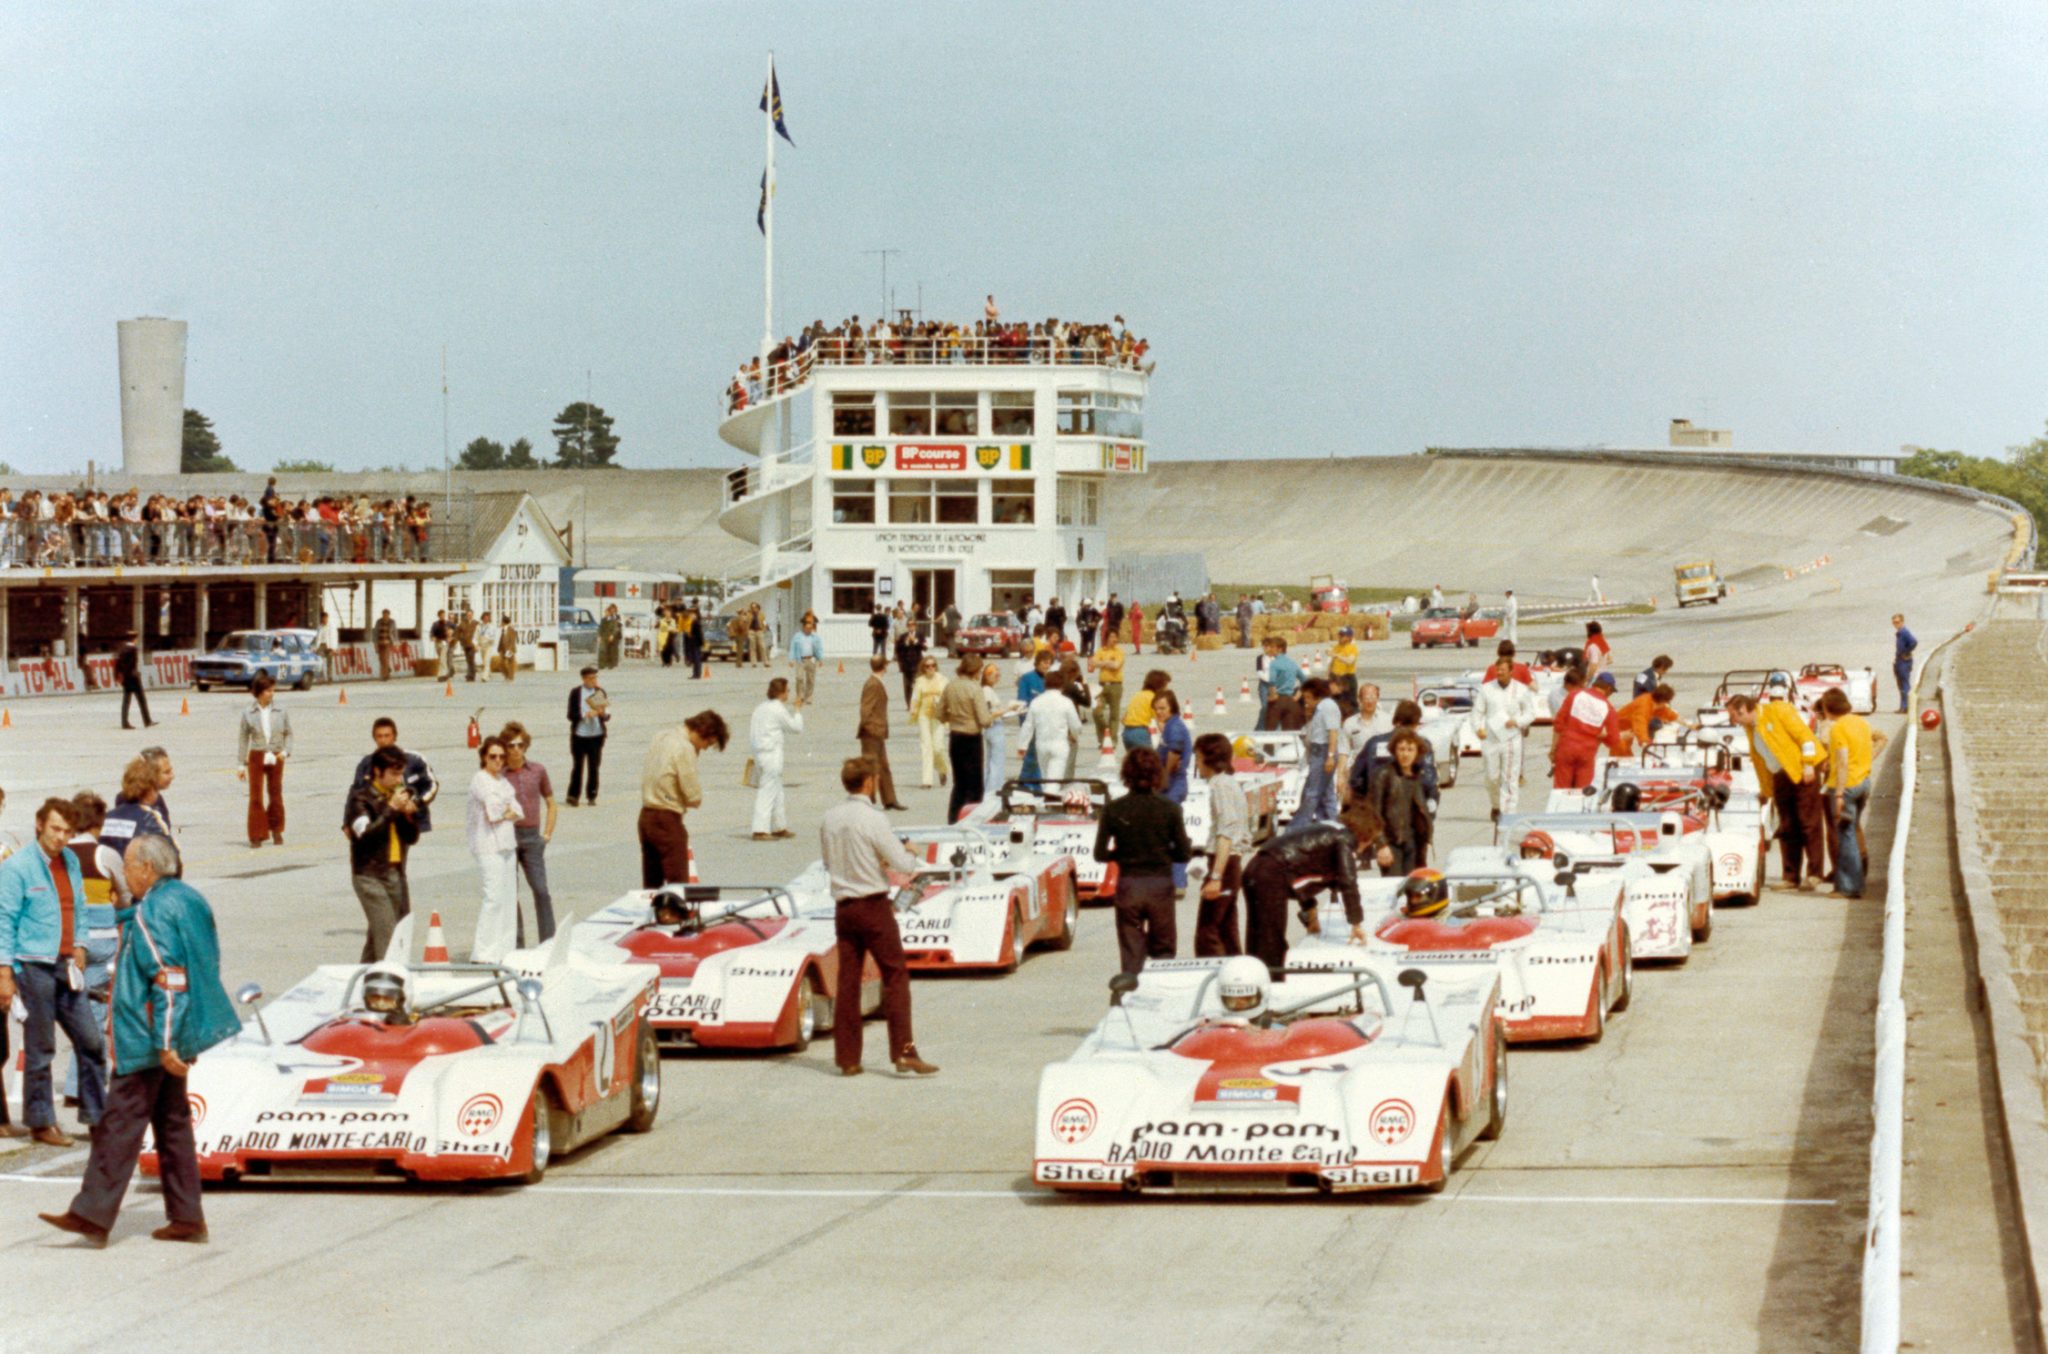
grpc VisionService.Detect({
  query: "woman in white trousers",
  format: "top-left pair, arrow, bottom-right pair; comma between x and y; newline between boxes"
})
466,736 -> 523,960
749,677 -> 804,839
912,656 -> 948,788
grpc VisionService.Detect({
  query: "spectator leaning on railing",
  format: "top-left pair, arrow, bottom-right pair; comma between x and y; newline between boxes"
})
0,484 -> 436,567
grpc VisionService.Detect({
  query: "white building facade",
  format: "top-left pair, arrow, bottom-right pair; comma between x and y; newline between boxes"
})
717,345 -> 1149,655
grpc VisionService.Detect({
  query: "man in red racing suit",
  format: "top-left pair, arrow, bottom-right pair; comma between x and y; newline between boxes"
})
1551,671 -> 1626,789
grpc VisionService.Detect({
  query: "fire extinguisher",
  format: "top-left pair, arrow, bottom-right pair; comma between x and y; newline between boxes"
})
467,710 -> 482,749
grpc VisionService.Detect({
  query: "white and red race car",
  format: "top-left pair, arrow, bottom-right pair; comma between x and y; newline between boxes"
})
1793,663 -> 1878,716
793,824 -> 1080,971
959,778 -> 1118,901
572,885 -> 879,1053
1496,811 -> 1712,961
145,917 -> 659,1186
1321,866 -> 1632,1044
1034,957 -> 1505,1195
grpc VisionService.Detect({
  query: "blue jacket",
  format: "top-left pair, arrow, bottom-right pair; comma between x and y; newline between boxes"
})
1895,627 -> 1917,662
1269,654 -> 1304,697
0,845 -> 87,968
109,877 -> 240,1075
1347,732 -> 1440,808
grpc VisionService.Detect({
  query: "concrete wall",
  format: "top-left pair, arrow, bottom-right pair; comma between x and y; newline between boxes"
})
117,318 -> 186,476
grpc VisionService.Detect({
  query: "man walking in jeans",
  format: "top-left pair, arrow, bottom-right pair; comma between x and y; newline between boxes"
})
820,758 -> 937,1078
40,834 -> 237,1247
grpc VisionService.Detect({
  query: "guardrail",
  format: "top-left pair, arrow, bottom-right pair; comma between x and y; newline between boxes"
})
1860,621 -> 1974,1352
724,334 -> 1150,417
721,443 -> 817,512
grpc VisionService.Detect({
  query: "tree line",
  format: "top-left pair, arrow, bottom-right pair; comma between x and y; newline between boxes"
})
176,402 -> 622,474
1899,422 -> 2048,548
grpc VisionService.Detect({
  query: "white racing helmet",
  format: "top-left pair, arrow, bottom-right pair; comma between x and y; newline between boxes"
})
1215,955 -> 1270,1020
361,964 -> 410,1021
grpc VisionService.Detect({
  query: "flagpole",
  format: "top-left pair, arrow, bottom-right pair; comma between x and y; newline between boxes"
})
761,51 -> 776,374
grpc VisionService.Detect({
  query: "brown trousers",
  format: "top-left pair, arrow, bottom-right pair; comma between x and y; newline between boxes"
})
245,751 -> 284,843
833,895 -> 913,1067
637,807 -> 691,889
859,734 -> 898,807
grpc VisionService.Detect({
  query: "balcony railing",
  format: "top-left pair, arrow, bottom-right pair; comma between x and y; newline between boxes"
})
0,516 -> 480,569
724,334 -> 1151,417
718,527 -> 814,603
721,441 -> 817,511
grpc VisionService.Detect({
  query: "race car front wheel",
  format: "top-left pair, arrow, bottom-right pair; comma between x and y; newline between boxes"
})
1423,1099 -> 1455,1194
1612,934 -> 1633,1012
520,1087 -> 555,1185
1006,904 -> 1026,972
627,1026 -> 660,1133
790,974 -> 827,1051
1480,1027 -> 1508,1141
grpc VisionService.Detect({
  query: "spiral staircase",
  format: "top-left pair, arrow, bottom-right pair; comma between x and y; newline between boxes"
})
715,370 -> 815,610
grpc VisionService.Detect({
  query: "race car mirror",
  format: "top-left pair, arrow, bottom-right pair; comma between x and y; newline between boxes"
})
517,977 -> 553,1043
1397,968 -> 1428,999
1108,973 -> 1139,1007
237,982 -> 272,1044
1396,968 -> 1443,1046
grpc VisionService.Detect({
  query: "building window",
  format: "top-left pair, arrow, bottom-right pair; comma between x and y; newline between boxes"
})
832,393 -> 876,436
888,481 -> 933,524
992,478 -> 1035,525
831,479 -> 876,525
990,392 -> 1034,436
831,569 -> 876,615
1057,391 -> 1143,439
934,391 -> 977,436
1056,477 -> 1100,527
888,392 -> 935,436
936,479 -> 979,524
988,568 -> 1036,614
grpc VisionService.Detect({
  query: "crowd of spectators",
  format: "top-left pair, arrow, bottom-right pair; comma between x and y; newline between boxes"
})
0,483 -> 436,568
728,308 -> 1151,412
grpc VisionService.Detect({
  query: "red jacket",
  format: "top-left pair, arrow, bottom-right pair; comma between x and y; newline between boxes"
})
1554,687 -> 1625,758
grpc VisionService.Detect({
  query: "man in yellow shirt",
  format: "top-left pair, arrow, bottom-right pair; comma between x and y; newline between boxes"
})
1818,688 -> 1878,898
1089,637 -> 1126,745
1328,627 -> 1359,710
1725,691 -> 1827,892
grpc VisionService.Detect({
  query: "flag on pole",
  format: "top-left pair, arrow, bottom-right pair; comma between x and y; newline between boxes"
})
757,171 -> 768,234
760,65 -> 793,145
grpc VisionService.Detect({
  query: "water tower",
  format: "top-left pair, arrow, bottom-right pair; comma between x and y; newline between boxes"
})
118,317 -> 187,475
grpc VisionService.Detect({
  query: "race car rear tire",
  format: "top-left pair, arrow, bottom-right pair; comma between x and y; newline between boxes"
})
1480,1027 -> 1508,1141
627,1026 -> 660,1133
1692,898 -> 1714,943
519,1087 -> 555,1185
1423,1100 -> 1455,1194
1586,971 -> 1607,1045
1612,934 -> 1634,1012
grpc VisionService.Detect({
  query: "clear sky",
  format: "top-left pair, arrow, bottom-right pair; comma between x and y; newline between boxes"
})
5,1 -> 2045,473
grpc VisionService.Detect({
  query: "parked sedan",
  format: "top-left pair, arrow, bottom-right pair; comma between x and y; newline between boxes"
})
192,629 -> 322,692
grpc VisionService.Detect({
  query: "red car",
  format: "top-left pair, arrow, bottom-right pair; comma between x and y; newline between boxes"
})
951,611 -> 1027,657
1411,607 -> 1501,649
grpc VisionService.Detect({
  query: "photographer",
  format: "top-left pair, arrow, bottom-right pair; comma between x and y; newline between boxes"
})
344,746 -> 420,962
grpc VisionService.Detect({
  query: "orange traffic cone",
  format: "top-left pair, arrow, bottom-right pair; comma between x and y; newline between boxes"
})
1100,732 -> 1114,756
179,697 -> 191,716
423,912 -> 449,963
444,681 -> 454,697
1213,687 -> 1227,715
337,686 -> 348,706
836,660 -> 845,675
687,848 -> 701,885
1,708 -> 11,729
1239,679 -> 1252,704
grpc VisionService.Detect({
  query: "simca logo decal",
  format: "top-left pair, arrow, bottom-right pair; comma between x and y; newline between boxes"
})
457,1093 -> 504,1139
1369,1098 -> 1416,1146
1050,1098 -> 1099,1145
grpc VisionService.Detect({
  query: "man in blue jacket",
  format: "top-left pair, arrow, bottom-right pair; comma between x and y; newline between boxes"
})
40,834 -> 238,1247
1892,614 -> 1917,713
0,798 -> 104,1146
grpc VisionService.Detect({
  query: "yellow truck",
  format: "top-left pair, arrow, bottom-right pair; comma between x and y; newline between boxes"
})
1673,560 -> 1727,607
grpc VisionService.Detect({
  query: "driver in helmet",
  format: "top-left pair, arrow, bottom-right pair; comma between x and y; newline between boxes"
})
651,887 -> 698,929
1516,829 -> 1556,862
361,964 -> 414,1026
1209,955 -> 1270,1024
1400,869 -> 1450,918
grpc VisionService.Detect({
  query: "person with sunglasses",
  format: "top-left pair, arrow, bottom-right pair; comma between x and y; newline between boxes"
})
465,737 -> 523,960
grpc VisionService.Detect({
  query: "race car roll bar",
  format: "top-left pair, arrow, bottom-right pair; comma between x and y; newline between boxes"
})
649,884 -> 798,938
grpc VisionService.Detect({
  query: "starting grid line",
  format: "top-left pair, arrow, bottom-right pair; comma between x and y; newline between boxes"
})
0,1173 -> 1836,1208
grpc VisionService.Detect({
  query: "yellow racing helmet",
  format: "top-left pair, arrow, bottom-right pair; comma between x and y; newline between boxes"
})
1401,869 -> 1450,918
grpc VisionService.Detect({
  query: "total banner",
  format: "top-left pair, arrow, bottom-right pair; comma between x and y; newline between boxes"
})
2,641 -> 429,699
